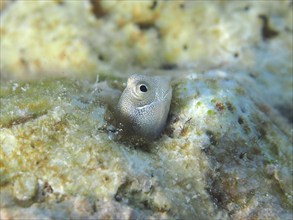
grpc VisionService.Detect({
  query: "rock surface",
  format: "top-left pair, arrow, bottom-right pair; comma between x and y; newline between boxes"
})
0,0 -> 292,219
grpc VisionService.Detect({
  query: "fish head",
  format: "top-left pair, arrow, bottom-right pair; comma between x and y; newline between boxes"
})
123,74 -> 171,108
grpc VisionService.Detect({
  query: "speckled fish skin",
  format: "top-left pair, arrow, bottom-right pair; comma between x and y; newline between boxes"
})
117,74 -> 172,141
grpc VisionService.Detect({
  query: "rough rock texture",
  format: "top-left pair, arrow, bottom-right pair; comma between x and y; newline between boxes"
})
0,0 -> 292,219
1,70 -> 292,219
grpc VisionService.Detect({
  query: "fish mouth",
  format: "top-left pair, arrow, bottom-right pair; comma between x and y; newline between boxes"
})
136,88 -> 172,110
153,88 -> 172,103
163,88 -> 172,100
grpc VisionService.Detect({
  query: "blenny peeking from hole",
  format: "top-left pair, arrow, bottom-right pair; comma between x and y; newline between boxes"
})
116,74 -> 172,143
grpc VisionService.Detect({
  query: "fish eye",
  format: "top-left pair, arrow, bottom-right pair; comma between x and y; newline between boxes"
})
139,84 -> 148,92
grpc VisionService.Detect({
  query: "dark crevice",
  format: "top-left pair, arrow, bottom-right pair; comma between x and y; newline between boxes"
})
205,173 -> 226,210
238,117 -> 244,125
4,111 -> 48,128
136,22 -> 156,31
149,0 -> 157,10
206,130 -> 219,146
114,179 -> 153,211
98,54 -> 104,61
160,63 -> 177,70
90,0 -> 107,18
259,15 -> 279,40
276,104 -> 293,124
244,5 -> 250,11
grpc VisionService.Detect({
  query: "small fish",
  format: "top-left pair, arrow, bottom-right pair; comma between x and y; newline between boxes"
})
117,74 -> 172,141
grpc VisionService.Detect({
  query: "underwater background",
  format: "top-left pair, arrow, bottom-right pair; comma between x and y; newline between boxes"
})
0,1 -> 292,219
